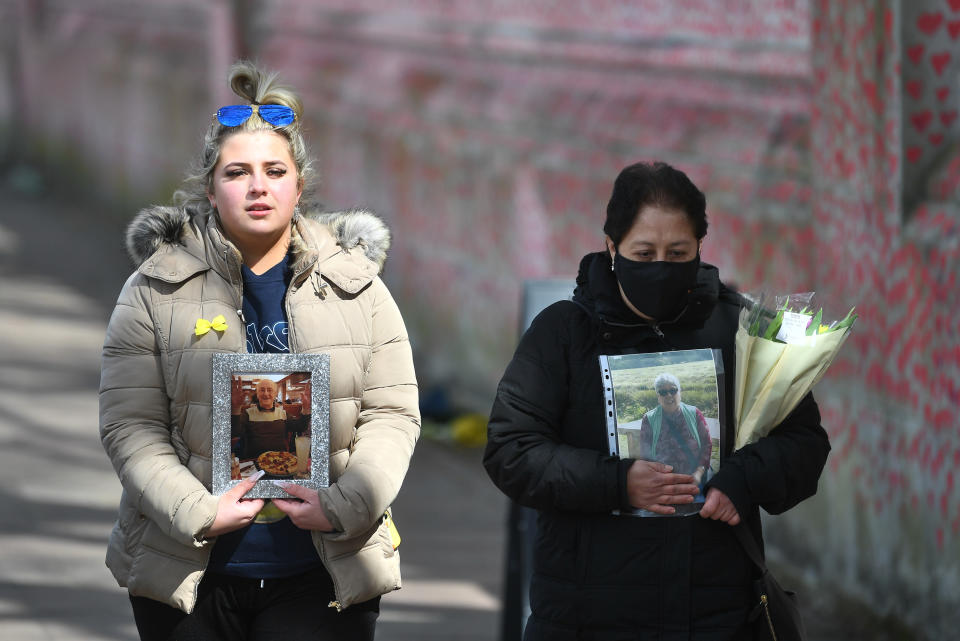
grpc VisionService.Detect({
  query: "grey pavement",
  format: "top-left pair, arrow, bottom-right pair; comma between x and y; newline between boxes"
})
0,194 -> 506,641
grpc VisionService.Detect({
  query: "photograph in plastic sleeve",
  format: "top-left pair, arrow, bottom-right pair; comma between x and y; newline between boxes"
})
601,348 -> 724,517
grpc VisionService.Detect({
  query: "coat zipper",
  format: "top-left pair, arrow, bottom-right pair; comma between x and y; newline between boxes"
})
603,321 -> 671,350
649,322 -> 673,349
318,536 -> 345,610
599,314 -> 674,349
221,242 -> 344,609
284,254 -> 318,351
760,594 -> 778,641
285,258 -> 344,609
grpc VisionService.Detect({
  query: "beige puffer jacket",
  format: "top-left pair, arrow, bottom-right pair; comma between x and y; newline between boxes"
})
99,206 -> 420,613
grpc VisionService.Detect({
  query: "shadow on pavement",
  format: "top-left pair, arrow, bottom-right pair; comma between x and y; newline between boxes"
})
0,581 -> 137,641
1,193 -> 131,313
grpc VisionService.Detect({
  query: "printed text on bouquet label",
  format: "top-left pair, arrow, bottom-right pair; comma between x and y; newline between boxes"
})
776,312 -> 813,345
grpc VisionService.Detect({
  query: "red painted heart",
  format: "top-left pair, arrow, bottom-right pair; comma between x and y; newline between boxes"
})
907,80 -> 923,100
931,52 -> 952,75
907,147 -> 923,163
907,44 -> 925,64
929,133 -> 945,145
950,0 -> 960,12
949,21 -> 960,39
918,13 -> 944,35
942,110 -> 958,127
912,111 -> 933,132
863,80 -> 878,109
937,87 -> 951,102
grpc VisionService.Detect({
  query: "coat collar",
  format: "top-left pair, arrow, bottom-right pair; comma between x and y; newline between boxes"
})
125,205 -> 391,291
572,251 -> 723,344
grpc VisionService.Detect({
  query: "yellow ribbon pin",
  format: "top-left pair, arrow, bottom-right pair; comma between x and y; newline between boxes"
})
195,314 -> 228,336
384,510 -> 401,549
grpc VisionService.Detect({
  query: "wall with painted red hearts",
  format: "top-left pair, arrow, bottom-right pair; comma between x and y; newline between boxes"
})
902,1 -> 960,210
766,2 -> 959,637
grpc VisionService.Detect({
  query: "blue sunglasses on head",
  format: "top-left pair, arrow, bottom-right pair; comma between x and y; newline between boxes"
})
215,104 -> 295,127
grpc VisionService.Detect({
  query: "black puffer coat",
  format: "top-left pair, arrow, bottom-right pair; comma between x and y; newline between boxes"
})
484,252 -> 830,641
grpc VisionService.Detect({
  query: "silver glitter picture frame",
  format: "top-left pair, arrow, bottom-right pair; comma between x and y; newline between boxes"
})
212,352 -> 330,499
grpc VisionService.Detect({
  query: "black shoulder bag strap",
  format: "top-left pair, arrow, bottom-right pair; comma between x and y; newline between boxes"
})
733,522 -> 767,569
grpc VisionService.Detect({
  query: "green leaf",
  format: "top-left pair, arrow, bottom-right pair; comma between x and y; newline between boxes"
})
763,308 -> 785,340
832,307 -> 858,331
806,308 -> 823,336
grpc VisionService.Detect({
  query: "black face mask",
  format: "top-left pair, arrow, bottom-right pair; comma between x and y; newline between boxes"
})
612,253 -> 701,322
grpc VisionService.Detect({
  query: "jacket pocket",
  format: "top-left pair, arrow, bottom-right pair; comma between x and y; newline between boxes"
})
123,513 -> 149,557
126,518 -> 210,610
375,517 -> 397,558
177,401 -> 211,462
533,514 -> 580,580
105,498 -> 150,586
116,495 -> 149,557
317,517 -> 401,610
322,515 -> 395,561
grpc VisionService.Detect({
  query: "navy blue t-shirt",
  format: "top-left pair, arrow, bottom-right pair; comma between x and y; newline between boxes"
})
208,255 -> 324,577
241,257 -> 291,354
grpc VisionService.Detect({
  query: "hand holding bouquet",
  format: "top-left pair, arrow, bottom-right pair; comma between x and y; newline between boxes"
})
734,292 -> 857,450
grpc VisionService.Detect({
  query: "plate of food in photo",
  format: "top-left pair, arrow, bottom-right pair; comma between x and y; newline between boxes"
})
255,451 -> 298,478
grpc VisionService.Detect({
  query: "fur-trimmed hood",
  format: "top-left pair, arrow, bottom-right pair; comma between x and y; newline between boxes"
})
125,206 -> 391,272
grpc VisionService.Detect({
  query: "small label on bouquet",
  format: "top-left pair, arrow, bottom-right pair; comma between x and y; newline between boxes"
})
777,311 -> 813,344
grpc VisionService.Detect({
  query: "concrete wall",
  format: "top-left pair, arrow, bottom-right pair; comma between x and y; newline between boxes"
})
1,0 -> 957,637
0,0 -> 241,208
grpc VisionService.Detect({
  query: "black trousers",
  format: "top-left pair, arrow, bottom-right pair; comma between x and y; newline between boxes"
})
129,566 -> 380,641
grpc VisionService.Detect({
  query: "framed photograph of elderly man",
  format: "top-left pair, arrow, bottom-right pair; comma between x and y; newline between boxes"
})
599,348 -> 725,517
212,353 -> 330,499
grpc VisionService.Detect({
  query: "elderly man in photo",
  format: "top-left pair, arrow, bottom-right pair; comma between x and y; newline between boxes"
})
232,378 -> 310,458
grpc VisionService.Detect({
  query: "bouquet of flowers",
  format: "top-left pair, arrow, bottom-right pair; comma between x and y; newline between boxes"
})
734,292 -> 857,450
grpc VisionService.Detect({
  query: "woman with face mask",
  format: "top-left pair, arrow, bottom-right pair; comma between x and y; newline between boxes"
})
484,161 -> 830,640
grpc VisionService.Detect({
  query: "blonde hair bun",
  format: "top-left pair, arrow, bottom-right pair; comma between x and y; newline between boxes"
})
227,60 -> 304,123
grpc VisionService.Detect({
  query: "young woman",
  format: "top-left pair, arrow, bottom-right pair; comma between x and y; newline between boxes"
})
484,161 -> 830,640
99,61 -> 419,640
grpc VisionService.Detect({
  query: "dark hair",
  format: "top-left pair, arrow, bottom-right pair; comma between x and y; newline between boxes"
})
603,161 -> 708,247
